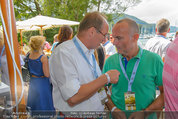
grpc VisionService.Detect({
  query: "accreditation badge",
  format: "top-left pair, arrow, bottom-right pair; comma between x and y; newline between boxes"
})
98,87 -> 107,105
124,92 -> 136,110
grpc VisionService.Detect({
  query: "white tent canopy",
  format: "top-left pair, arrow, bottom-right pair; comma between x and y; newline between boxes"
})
16,15 -> 79,34
16,15 -> 79,28
16,15 -> 79,44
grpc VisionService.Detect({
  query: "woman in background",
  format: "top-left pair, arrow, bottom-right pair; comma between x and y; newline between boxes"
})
27,36 -> 55,115
54,25 -> 73,48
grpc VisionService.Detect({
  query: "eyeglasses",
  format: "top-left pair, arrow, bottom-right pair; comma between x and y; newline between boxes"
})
93,27 -> 108,38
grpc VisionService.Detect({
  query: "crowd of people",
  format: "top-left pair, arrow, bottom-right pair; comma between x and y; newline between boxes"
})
1,11 -> 178,119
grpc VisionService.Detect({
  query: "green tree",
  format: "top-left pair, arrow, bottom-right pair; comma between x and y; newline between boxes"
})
42,0 -> 141,22
91,0 -> 141,22
14,0 -> 141,22
14,0 -> 43,20
13,0 -> 141,43
42,0 -> 92,21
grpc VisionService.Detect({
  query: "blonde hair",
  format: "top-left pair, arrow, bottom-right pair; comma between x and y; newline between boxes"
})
0,31 -> 4,46
29,36 -> 45,52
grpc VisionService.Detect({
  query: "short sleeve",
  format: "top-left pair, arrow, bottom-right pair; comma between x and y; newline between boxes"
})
60,79 -> 80,100
49,48 -> 81,101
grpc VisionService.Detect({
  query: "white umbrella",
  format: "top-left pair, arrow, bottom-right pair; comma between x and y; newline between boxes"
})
16,15 -> 79,27
16,15 -> 79,44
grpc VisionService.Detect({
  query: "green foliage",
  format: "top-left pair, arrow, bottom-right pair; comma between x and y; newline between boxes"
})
42,0 -> 91,21
17,25 -> 78,45
14,0 -> 43,20
13,0 -> 141,44
18,30 -> 40,45
43,27 -> 59,44
14,0 -> 141,22
0,19 -> 2,26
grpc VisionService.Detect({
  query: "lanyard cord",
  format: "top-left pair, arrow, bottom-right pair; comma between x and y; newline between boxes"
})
119,49 -> 143,91
73,37 -> 98,78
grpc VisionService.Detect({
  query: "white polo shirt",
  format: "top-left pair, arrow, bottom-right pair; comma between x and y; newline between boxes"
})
49,36 -> 104,111
144,35 -> 171,58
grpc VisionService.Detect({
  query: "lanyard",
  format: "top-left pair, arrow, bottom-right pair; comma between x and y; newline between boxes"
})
73,37 -> 98,79
119,49 -> 143,92
156,35 -> 167,39
103,41 -> 110,46
0,45 -> 5,68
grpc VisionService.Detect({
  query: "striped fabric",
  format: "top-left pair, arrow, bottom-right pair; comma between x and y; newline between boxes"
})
163,37 -> 178,119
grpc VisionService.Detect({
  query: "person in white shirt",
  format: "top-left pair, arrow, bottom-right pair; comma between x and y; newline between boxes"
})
103,34 -> 117,59
49,12 -> 120,114
144,18 -> 171,60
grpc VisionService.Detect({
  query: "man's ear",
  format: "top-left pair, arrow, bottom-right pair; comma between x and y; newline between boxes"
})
168,28 -> 170,33
88,27 -> 95,37
133,33 -> 139,42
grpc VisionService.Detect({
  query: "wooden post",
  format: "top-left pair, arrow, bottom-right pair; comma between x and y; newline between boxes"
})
39,25 -> 43,36
0,0 -> 26,118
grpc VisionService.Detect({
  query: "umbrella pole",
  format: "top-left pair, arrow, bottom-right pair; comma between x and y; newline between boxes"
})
39,25 -> 43,36
0,0 -> 26,118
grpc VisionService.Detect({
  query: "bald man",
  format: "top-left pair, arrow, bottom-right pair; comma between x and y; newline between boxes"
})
103,18 -> 164,119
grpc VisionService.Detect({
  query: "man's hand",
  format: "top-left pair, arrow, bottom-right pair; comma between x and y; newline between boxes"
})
128,111 -> 145,119
106,70 -> 120,84
112,108 -> 127,119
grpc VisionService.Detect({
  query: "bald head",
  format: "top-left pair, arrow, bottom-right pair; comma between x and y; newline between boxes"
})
78,11 -> 108,33
112,18 -> 140,60
116,18 -> 139,35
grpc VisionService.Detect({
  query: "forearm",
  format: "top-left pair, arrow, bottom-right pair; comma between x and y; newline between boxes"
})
105,95 -> 121,111
145,93 -> 164,111
144,92 -> 164,118
105,95 -> 126,119
105,95 -> 115,110
67,69 -> 120,106
145,86 -> 164,112
67,74 -> 108,106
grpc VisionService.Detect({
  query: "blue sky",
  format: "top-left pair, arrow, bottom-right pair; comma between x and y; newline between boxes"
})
125,0 -> 178,26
